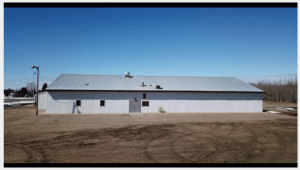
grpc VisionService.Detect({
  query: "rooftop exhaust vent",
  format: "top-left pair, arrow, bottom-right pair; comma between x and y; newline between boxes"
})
156,85 -> 162,89
125,72 -> 130,78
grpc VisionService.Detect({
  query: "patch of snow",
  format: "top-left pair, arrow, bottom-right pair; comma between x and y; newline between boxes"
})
4,101 -> 34,105
284,108 -> 296,111
269,111 -> 279,114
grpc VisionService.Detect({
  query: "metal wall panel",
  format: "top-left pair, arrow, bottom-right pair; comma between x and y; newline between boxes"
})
47,91 -> 263,114
140,100 -> 262,113
47,91 -> 130,114
38,92 -> 47,109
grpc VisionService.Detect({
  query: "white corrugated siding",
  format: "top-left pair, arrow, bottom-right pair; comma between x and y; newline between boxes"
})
47,91 -> 263,114
47,91 -> 130,114
38,92 -> 47,109
140,100 -> 262,113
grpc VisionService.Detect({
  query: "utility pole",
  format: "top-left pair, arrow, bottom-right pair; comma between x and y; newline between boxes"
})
32,65 -> 39,116
33,72 -> 35,103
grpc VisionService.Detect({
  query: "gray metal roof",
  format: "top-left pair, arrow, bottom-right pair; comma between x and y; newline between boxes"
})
47,74 -> 264,92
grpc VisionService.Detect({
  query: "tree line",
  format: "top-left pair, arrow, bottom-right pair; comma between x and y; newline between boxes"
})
250,76 -> 297,103
4,83 -> 48,97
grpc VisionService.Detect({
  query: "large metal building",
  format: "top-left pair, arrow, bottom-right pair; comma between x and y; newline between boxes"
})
43,73 -> 264,114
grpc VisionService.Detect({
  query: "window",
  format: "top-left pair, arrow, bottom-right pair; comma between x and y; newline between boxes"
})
100,100 -> 105,106
143,93 -> 146,99
76,100 -> 81,106
142,101 -> 149,107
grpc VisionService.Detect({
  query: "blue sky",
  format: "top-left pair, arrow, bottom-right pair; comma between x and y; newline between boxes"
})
4,7 -> 297,90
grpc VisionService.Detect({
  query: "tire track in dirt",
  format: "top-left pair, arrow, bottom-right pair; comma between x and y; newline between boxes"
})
272,131 -> 297,163
206,122 -> 293,163
170,133 -> 217,163
240,126 -> 265,163
192,122 -> 245,163
170,122 -> 224,163
206,123 -> 274,163
156,122 -> 272,163
6,119 -> 296,163
221,126 -> 264,163
144,136 -> 165,163
4,143 -> 47,163
144,123 -> 222,163
169,134 -> 200,163
254,129 -> 290,163
245,120 -> 295,163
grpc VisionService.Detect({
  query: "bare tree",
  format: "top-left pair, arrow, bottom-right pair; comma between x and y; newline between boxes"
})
250,76 -> 297,103
26,82 -> 37,97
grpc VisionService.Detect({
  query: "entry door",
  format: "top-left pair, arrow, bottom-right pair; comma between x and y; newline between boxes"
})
129,100 -> 141,113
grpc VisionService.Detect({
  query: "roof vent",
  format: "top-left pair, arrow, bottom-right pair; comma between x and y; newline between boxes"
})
156,85 -> 162,89
141,81 -> 144,86
125,72 -> 130,78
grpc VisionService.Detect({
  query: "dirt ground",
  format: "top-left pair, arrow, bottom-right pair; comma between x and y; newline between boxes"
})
4,102 -> 297,163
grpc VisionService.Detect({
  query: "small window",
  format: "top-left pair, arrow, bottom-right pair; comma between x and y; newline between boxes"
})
76,100 -> 81,106
100,100 -> 105,106
143,93 -> 146,99
142,101 -> 149,107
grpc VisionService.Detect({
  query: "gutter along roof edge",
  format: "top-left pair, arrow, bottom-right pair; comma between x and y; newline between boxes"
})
45,89 -> 265,93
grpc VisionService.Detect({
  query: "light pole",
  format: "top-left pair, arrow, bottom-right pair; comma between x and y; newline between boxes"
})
32,65 -> 39,116
33,72 -> 35,103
